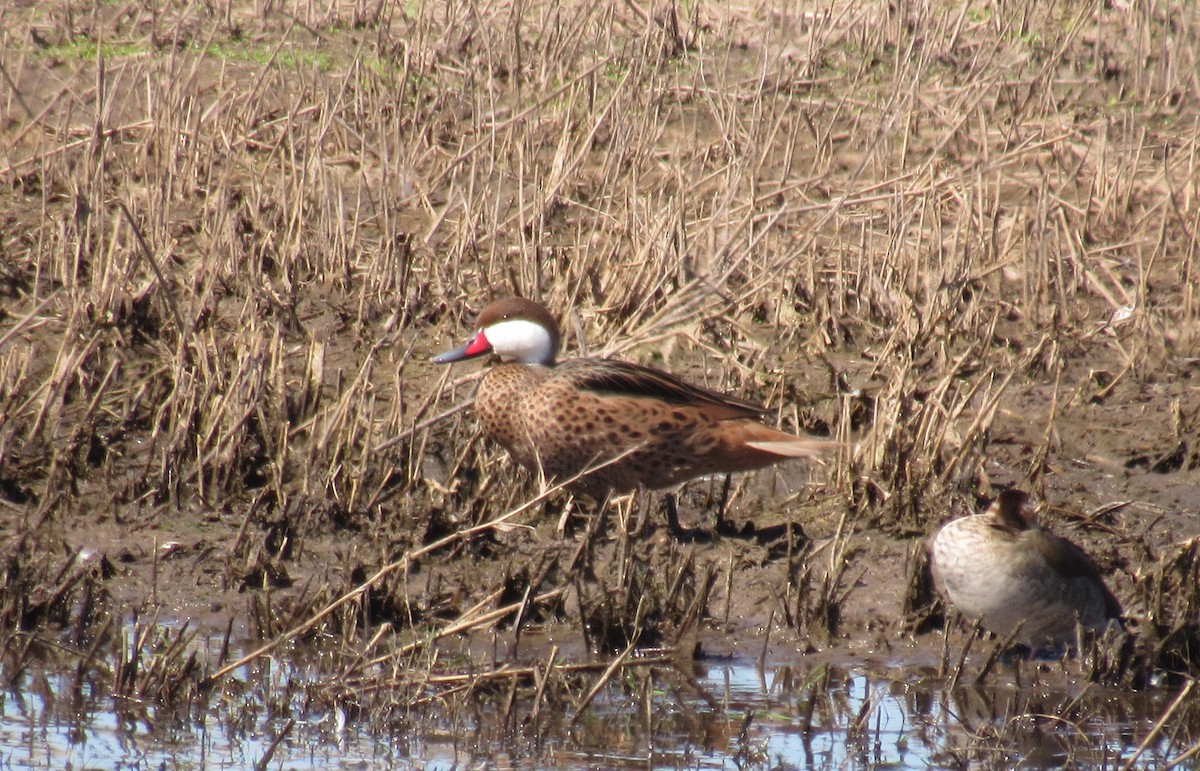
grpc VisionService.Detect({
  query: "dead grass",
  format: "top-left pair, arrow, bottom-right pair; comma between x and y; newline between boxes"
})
2,0 -> 1200,765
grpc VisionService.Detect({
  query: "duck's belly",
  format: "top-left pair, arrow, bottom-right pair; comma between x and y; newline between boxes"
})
931,518 -> 1108,647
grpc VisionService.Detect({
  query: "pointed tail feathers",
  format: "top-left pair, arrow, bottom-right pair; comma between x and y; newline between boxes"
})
744,438 -> 839,458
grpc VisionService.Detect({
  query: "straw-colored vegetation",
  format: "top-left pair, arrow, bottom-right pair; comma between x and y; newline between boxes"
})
2,0 -> 1199,765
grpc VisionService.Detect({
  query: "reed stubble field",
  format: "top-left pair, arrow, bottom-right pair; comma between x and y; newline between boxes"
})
2,0 -> 1200,765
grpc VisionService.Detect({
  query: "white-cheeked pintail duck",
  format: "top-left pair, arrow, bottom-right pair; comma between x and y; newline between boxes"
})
433,297 -> 834,496
929,489 -> 1123,649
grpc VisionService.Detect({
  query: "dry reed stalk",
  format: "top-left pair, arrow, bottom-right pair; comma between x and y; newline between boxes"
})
1123,679 -> 1197,771
204,443 -> 648,686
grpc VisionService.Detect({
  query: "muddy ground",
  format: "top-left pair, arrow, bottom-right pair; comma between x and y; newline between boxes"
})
2,0 -> 1200,765
24,328 -> 1197,670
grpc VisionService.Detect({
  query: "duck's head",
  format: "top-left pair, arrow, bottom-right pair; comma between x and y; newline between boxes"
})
988,488 -> 1039,533
433,296 -> 561,366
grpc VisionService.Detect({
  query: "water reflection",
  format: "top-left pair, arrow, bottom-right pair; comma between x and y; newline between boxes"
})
563,657 -> 1193,770
0,643 -> 1194,769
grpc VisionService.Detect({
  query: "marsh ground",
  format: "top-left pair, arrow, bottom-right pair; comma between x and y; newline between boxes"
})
2,0 -> 1200,766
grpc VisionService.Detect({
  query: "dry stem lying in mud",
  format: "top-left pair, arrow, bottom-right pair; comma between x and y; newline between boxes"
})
2,0 -> 1200,765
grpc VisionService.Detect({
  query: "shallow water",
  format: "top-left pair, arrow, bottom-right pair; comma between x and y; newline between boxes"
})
2,639 -> 1192,770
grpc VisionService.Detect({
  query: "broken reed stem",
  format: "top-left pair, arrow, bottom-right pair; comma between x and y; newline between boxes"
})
1122,678 -> 1196,771
1166,728 -> 1200,770
946,619 -> 981,693
116,202 -> 187,342
0,291 -> 61,350
971,623 -> 1024,687
378,650 -> 673,690
362,586 -> 568,668
374,398 -> 471,453
204,443 -> 647,686
204,501 -> 535,685
568,639 -> 638,730
253,717 -> 295,771
528,644 -> 558,725
758,609 -> 774,671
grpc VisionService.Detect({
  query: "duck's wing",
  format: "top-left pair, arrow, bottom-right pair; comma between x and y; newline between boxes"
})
1032,531 -> 1124,619
555,357 -> 770,421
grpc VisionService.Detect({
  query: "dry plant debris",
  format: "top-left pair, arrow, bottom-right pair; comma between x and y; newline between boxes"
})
2,0 -> 1200,765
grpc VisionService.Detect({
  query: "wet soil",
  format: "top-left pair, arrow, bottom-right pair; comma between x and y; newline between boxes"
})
29,325 -> 1194,670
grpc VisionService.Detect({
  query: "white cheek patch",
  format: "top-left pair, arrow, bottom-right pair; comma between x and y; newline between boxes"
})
485,318 -> 554,364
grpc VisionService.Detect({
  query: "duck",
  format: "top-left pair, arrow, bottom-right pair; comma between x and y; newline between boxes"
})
432,297 -> 834,497
929,489 -> 1123,649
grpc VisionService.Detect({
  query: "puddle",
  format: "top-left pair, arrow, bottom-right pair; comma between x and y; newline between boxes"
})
686,661 -> 1167,770
2,635 -> 1193,770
